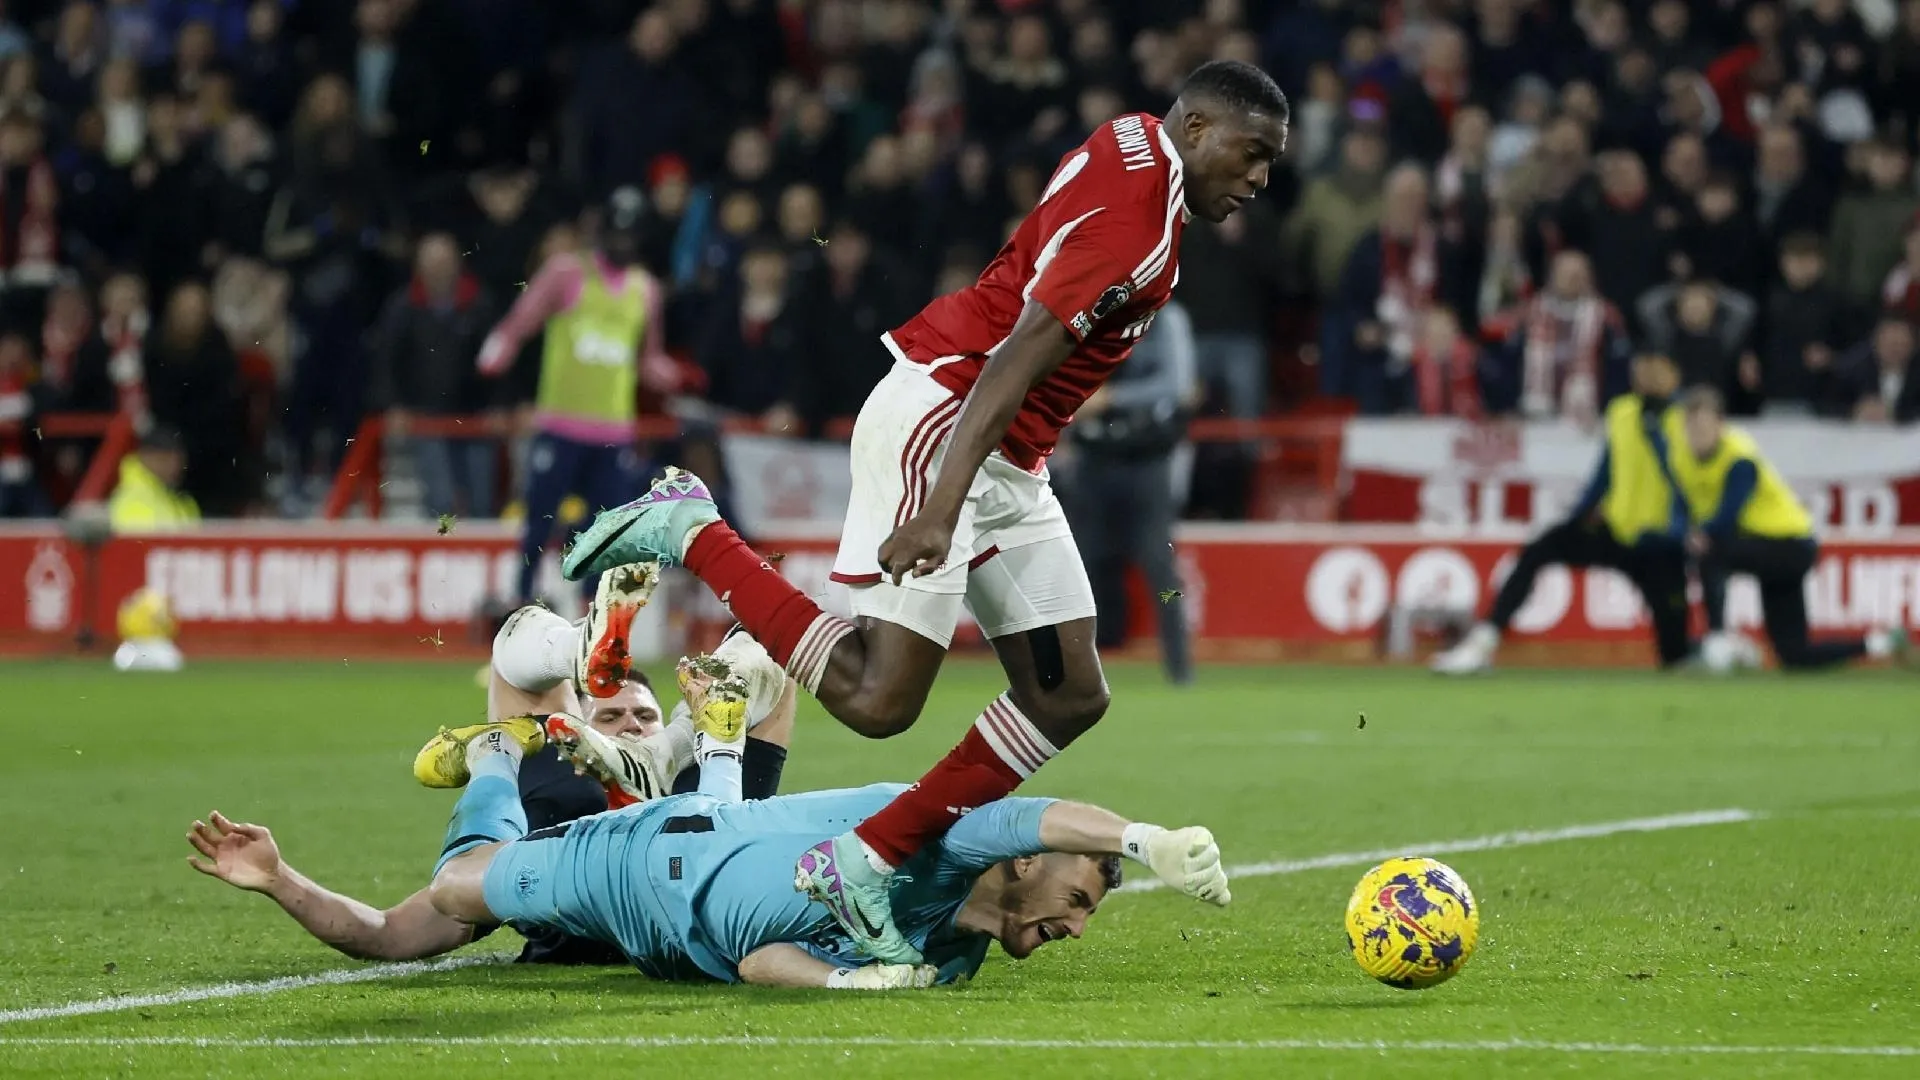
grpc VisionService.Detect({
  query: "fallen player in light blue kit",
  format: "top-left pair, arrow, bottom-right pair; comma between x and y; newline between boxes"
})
192,561 -> 1230,988
416,714 -> 1232,988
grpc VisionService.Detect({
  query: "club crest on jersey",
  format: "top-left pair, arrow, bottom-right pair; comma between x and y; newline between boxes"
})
1091,283 -> 1132,321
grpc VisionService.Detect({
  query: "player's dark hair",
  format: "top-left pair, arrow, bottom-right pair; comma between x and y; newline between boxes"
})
1177,60 -> 1289,123
1682,384 -> 1725,416
1097,854 -> 1123,893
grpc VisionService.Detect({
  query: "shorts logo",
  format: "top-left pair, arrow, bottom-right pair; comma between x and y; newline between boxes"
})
668,856 -> 683,881
1091,283 -> 1133,320
515,865 -> 541,898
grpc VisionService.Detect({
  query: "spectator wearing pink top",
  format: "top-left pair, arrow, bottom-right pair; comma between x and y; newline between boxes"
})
477,187 -> 675,605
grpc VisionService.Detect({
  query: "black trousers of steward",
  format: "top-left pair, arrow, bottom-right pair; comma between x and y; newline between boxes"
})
1699,535 -> 1866,670
1487,518 -> 1693,667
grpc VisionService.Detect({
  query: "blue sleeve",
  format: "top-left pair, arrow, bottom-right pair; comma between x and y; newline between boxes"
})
1705,459 -> 1758,539
1568,446 -> 1610,522
1643,421 -> 1690,539
934,798 -> 1057,874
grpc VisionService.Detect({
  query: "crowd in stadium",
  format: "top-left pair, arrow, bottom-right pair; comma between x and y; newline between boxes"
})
0,0 -> 1918,526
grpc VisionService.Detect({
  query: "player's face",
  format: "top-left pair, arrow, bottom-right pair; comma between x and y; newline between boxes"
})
994,854 -> 1108,960
1183,109 -> 1287,223
585,681 -> 663,738
1684,406 -> 1722,457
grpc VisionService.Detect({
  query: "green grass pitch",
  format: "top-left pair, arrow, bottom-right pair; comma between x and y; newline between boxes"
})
2,658 -> 1917,1078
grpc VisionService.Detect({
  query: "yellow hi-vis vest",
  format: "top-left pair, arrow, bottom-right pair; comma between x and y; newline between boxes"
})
1600,396 -> 1684,545
1668,426 -> 1814,539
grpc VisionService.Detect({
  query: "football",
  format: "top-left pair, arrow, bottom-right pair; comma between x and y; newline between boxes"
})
1345,857 -> 1479,989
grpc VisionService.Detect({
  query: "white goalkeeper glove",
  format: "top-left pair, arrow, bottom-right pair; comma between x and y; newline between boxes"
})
1122,823 -> 1231,906
825,963 -> 940,990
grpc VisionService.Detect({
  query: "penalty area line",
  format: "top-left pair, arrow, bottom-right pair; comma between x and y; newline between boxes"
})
0,1035 -> 1912,1057
0,808 -> 1757,1026
0,956 -> 497,1026
1117,807 -> 1759,893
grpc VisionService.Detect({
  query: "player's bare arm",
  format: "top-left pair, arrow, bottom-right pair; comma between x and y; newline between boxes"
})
1034,800 -> 1230,905
736,943 -> 938,990
187,811 -> 476,962
878,301 -> 1078,584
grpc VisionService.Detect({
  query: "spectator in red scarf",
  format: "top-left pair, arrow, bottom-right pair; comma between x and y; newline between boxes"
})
369,233 -> 502,519
1412,306 -> 1485,419
1332,163 -> 1464,414
0,330 -> 46,517
1878,214 -> 1920,323
1490,250 -> 1632,421
0,111 -> 60,302
1389,23 -> 1467,164
37,277 -> 95,407
1831,315 -> 1920,424
1475,206 -> 1533,342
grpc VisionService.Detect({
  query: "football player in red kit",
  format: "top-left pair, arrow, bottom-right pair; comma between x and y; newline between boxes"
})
561,60 -> 1287,963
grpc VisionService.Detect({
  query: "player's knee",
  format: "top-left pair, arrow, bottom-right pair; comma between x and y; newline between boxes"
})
838,690 -> 922,740
1021,679 -> 1109,742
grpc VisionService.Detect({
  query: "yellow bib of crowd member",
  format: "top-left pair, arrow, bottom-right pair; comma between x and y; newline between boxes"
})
1601,397 -> 1682,545
1669,426 -> 1814,539
109,457 -> 201,534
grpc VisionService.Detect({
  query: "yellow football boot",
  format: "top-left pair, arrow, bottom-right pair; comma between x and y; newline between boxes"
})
677,653 -> 748,743
412,716 -> 546,788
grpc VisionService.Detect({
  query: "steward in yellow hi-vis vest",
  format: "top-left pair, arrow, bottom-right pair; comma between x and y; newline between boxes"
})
1673,386 -> 1909,669
475,187 -> 663,606
1432,353 -> 1694,674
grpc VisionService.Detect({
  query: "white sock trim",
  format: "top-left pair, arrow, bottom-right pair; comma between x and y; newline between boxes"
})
971,693 -> 1058,780
1120,822 -> 1166,866
787,613 -> 856,695
465,730 -> 525,771
491,606 -> 579,692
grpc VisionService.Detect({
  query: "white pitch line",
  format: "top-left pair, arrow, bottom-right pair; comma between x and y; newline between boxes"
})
0,809 -> 1756,1026
0,1035 -> 1912,1057
0,956 -> 494,1026
1117,807 -> 1758,893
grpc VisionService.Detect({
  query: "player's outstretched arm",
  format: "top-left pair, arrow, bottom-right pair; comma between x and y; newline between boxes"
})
879,299 -> 1077,583
1041,802 -> 1230,905
186,811 -> 476,962
737,943 -> 937,990
942,798 -> 1232,906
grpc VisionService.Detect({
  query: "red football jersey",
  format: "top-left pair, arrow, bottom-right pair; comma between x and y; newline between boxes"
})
883,112 -> 1189,472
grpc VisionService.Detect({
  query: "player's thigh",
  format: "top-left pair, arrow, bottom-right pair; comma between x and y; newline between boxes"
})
1532,521 -> 1621,568
972,538 -> 1108,740
474,825 -> 586,927
966,461 -> 1096,641
832,364 -> 980,649
430,843 -> 509,923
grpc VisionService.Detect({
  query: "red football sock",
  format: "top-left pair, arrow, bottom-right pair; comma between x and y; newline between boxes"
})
856,694 -> 1058,866
684,522 -> 852,692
